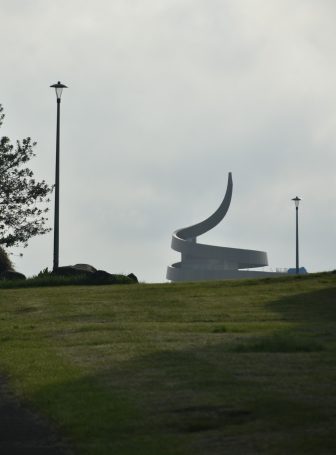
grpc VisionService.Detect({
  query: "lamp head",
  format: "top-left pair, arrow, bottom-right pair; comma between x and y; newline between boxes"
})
292,196 -> 301,208
50,81 -> 68,100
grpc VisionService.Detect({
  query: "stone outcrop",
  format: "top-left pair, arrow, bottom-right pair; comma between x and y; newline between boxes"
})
73,264 -> 97,273
127,273 -> 138,283
53,264 -> 138,284
52,266 -> 92,277
90,270 -> 118,283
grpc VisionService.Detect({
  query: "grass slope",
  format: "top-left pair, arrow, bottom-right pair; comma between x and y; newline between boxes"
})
0,273 -> 336,454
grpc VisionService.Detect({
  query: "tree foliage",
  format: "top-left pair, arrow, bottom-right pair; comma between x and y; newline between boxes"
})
0,246 -> 13,272
0,104 -> 53,248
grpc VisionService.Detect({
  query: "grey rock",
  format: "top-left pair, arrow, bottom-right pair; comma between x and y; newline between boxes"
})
91,270 -> 118,283
53,266 -> 90,277
52,265 -> 136,285
73,264 -> 97,273
53,264 -> 97,276
127,273 -> 138,283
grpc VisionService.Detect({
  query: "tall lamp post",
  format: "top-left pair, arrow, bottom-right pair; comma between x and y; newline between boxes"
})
50,81 -> 68,271
291,196 -> 301,274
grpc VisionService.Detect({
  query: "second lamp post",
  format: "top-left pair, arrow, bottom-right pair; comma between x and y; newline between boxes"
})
292,196 -> 301,274
50,81 -> 68,271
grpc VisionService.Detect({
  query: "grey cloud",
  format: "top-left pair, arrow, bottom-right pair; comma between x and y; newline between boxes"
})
1,0 -> 336,280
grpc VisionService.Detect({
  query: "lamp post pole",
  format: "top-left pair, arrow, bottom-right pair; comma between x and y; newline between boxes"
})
50,81 -> 68,271
292,196 -> 301,275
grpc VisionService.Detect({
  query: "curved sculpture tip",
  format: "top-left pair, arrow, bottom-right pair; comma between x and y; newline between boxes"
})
177,172 -> 233,240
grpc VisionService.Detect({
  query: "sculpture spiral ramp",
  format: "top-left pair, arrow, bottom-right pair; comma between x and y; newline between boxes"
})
166,172 -> 269,282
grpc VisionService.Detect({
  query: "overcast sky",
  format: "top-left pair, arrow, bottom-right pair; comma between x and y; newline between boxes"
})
1,0 -> 336,281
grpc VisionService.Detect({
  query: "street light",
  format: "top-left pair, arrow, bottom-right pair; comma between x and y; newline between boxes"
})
50,81 -> 68,271
291,196 -> 301,274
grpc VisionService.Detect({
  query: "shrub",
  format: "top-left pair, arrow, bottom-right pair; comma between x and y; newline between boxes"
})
37,267 -> 51,277
0,247 -> 13,272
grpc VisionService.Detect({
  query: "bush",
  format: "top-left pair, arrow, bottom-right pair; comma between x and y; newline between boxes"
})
0,247 -> 13,272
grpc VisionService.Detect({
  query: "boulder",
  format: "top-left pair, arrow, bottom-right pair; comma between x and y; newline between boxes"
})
0,270 -> 26,281
90,270 -> 118,283
53,264 -> 98,276
52,265 -> 136,284
73,264 -> 97,273
127,273 -> 138,283
53,266 -> 91,277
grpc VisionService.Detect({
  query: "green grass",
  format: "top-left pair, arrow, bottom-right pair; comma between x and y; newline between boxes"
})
0,272 -> 336,454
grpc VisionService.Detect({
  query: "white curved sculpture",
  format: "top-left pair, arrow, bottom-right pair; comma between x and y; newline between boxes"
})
167,172 -> 269,281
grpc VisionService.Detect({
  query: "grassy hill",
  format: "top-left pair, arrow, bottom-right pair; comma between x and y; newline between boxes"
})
0,273 -> 336,454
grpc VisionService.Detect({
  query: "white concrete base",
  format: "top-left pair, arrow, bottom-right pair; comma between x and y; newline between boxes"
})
167,265 -> 284,282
